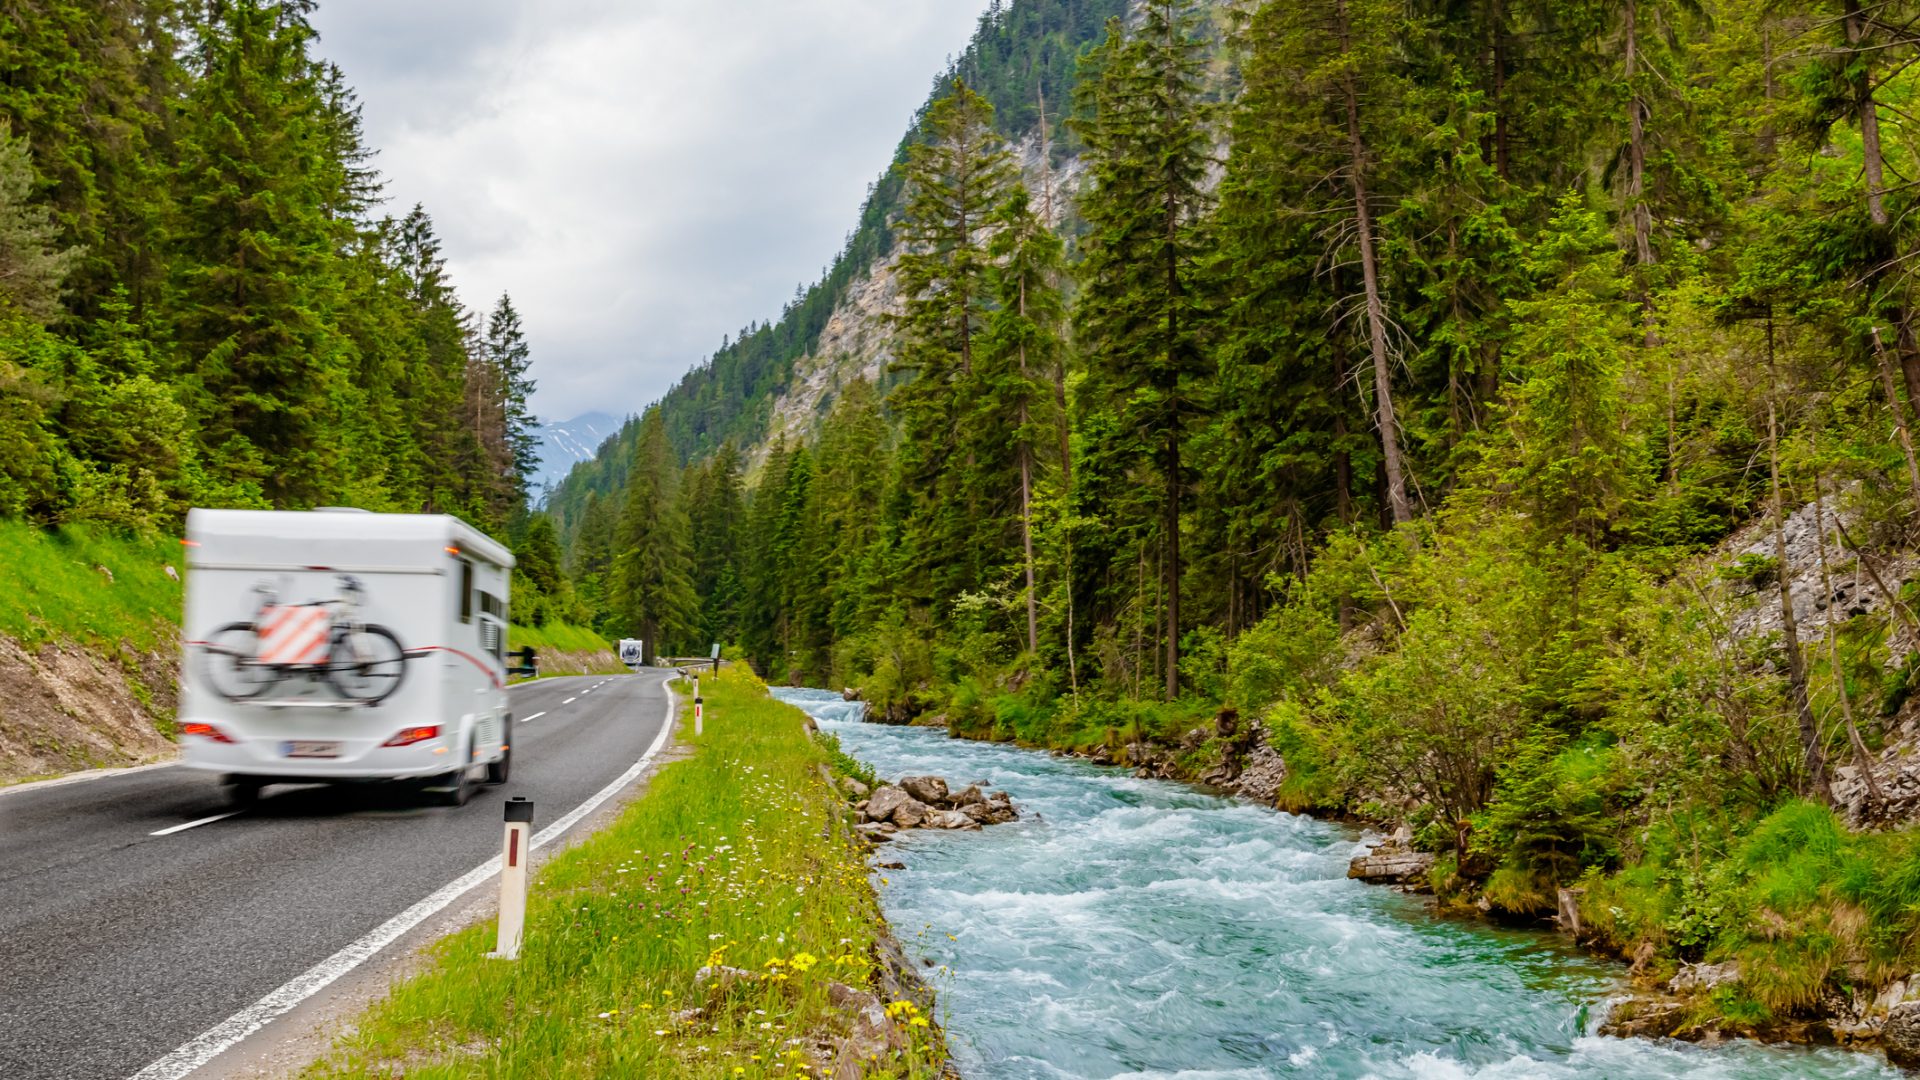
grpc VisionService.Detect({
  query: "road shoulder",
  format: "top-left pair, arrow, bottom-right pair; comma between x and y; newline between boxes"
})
191,683 -> 693,1080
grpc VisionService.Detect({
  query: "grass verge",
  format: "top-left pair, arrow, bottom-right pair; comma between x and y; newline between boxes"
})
0,518 -> 182,651
302,666 -> 945,1079
508,622 -> 625,679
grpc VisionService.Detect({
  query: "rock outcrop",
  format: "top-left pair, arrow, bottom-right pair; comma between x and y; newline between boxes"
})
1346,830 -> 1437,890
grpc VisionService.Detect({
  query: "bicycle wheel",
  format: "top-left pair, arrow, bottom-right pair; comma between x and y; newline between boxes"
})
200,622 -> 277,701
325,624 -> 407,705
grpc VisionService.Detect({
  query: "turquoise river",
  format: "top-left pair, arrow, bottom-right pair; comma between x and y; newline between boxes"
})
773,687 -> 1904,1080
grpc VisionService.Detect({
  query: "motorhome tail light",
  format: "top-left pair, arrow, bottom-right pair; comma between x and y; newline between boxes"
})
180,722 -> 235,744
383,725 -> 441,748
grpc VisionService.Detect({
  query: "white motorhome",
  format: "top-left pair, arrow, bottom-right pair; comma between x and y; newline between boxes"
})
179,509 -> 516,807
617,638 -> 647,667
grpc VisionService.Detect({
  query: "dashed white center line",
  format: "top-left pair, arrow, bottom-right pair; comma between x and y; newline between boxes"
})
518,711 -> 547,724
150,812 -> 240,837
563,697 -> 577,705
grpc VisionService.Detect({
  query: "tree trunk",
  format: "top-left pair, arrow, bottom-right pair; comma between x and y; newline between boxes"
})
1871,326 -> 1920,517
1769,390 -> 1835,806
1845,0 -> 1889,226
1813,457 -> 1884,810
1336,0 -> 1411,526
1018,276 -> 1039,656
1489,0 -> 1510,179
1624,0 -> 1654,268
1165,430 -> 1181,701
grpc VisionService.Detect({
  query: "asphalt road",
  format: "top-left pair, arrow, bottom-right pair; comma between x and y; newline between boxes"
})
0,670 -> 674,1080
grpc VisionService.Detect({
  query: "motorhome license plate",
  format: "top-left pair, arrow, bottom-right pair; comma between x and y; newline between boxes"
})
282,740 -> 342,758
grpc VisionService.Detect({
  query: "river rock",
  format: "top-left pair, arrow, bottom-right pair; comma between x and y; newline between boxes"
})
900,775 -> 949,805
926,809 -> 981,830
854,823 -> 893,842
1887,1001 -> 1920,1067
842,778 -> 870,799
841,687 -> 863,702
1347,838 -> 1436,888
1598,995 -> 1688,1039
826,980 -> 906,1077
960,802 -> 997,825
865,785 -> 914,823
891,796 -> 933,829
951,784 -> 985,807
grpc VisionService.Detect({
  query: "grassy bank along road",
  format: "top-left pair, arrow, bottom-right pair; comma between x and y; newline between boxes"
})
302,666 -> 946,1079
0,671 -> 674,1080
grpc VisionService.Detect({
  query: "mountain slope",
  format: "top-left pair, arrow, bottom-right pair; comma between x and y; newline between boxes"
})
546,0 -> 1131,525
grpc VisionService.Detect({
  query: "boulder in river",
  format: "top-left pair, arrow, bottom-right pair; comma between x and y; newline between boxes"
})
926,809 -> 982,830
951,784 -> 985,807
890,795 -> 932,829
1347,835 -> 1436,889
864,785 -> 917,824
900,775 -> 949,805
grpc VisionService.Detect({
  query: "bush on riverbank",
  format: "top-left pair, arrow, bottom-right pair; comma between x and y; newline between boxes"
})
302,667 -> 945,1079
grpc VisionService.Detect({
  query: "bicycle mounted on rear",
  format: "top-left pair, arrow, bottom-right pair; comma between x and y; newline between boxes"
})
195,574 -> 412,705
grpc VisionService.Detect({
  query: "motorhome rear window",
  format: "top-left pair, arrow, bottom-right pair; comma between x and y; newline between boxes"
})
458,559 -> 474,623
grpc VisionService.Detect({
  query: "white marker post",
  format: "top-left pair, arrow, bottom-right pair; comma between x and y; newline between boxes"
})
693,674 -> 703,737
488,796 -> 535,960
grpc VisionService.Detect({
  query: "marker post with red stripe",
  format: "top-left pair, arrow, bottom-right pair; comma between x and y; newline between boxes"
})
488,797 -> 535,961
693,674 -> 703,737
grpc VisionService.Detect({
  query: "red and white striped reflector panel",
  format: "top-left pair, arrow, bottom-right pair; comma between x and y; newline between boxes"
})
258,605 -> 332,667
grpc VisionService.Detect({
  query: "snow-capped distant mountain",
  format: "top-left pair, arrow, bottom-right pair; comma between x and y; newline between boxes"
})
533,411 -> 621,492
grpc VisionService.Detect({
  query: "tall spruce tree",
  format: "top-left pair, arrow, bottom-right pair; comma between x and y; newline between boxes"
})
1073,5 -> 1214,698
889,79 -> 1016,613
613,410 -> 698,653
986,189 -> 1067,655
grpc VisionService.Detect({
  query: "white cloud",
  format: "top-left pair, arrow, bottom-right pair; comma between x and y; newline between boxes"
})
309,0 -> 991,420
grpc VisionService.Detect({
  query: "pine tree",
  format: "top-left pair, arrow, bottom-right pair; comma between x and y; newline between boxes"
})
0,135 -> 81,323
1072,5 -> 1214,698
889,78 -> 1017,616
486,292 -> 540,502
613,410 -> 698,653
170,0 -> 356,506
985,189 -> 1066,655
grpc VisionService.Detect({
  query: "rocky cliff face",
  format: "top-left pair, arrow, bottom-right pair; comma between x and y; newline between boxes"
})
750,130 -> 1090,469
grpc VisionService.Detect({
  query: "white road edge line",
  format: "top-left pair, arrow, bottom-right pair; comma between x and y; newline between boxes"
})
126,675 -> 682,1080
0,760 -> 179,798
517,711 -> 547,724
150,812 -> 240,837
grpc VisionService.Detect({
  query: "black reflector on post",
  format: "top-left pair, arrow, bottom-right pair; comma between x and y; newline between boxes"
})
504,796 -> 535,824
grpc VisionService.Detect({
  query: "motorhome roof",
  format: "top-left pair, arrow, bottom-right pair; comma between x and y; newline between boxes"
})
186,509 -> 515,568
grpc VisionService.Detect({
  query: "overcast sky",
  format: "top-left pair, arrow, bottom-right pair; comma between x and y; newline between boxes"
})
308,0 -> 993,422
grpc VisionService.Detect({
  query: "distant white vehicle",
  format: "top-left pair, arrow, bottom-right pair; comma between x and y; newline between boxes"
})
617,638 -> 647,667
179,509 -> 516,808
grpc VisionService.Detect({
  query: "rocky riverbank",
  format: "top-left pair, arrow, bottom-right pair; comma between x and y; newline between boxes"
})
908,708 -> 1920,1071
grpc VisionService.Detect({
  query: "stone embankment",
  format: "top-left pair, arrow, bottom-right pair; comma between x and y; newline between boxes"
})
846,774 -> 1020,841
1595,960 -> 1920,1067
